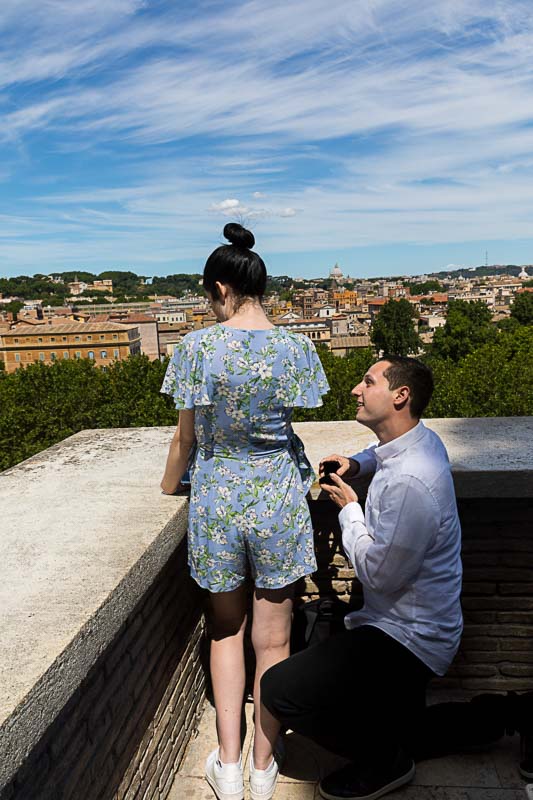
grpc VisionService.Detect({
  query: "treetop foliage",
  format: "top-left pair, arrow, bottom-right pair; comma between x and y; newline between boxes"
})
404,279 -> 444,295
431,300 -> 496,362
510,291 -> 533,325
370,298 -> 421,357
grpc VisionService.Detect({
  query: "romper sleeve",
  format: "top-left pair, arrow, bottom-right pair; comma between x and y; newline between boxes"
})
279,334 -> 330,408
160,333 -> 213,409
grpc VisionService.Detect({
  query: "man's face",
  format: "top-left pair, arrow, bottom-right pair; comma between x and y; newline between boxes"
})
351,361 -> 397,429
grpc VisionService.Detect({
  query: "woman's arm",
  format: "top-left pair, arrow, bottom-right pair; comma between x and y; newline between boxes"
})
160,409 -> 196,494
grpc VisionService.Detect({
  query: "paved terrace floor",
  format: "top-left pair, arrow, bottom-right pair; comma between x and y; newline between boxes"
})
170,694 -> 529,800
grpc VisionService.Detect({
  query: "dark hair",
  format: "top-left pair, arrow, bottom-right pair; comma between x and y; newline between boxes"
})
378,355 -> 434,419
203,223 -> 267,303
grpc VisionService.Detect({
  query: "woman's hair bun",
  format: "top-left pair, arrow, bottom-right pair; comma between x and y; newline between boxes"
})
223,222 -> 255,249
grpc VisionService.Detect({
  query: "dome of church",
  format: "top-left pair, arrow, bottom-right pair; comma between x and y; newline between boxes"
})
519,266 -> 530,279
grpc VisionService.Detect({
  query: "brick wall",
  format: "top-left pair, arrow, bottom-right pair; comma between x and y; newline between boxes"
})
0,538 -> 207,800
303,495 -> 533,692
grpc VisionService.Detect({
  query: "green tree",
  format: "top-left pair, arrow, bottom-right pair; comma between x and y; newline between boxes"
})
510,292 -> 533,325
370,299 -> 421,356
4,300 -> 24,319
293,345 -> 373,423
0,356 -> 176,471
426,326 -> 533,417
405,279 -> 444,295
431,300 -> 496,362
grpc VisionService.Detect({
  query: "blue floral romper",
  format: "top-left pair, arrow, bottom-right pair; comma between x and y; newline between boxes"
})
161,323 -> 329,592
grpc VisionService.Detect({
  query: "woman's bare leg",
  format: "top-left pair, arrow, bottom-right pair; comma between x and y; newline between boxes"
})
251,584 -> 295,769
209,585 -> 248,763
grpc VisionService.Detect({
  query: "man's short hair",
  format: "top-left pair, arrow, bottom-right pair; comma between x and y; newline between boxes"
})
377,355 -> 434,419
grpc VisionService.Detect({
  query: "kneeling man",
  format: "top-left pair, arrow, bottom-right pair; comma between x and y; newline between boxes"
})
261,356 -> 463,800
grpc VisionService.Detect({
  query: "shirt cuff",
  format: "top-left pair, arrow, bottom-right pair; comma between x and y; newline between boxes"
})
338,501 -> 365,528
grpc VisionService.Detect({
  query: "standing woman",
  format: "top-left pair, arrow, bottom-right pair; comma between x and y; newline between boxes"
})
160,223 -> 328,800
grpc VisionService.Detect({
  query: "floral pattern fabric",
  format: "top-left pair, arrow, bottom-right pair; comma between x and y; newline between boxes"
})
161,323 -> 329,592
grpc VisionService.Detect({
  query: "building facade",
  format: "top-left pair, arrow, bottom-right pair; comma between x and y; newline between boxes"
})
0,322 -> 141,373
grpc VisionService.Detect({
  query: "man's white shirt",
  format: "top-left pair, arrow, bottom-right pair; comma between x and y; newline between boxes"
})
340,421 -> 463,676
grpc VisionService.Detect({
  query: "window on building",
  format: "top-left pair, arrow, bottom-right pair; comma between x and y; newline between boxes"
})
88,351 -> 94,360
39,353 -> 45,361
100,334 -> 105,340
75,336 -> 80,342
50,352 -> 56,361
63,352 -> 69,359
87,335 -> 92,341
113,334 -> 118,340
38,337 -> 43,343
50,337 -> 55,342
101,350 -> 107,359
15,353 -> 20,362
62,336 -> 67,342
14,338 -> 19,343
75,351 -> 81,359
114,349 -> 119,358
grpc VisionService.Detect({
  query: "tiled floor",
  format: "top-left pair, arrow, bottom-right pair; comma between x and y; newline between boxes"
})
169,699 -> 530,800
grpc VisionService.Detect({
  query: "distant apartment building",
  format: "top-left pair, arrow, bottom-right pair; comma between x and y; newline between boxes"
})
153,309 -> 187,324
330,289 -> 358,309
275,317 -> 331,346
328,314 -> 349,337
293,290 -> 315,319
85,301 -> 154,316
93,313 -> 160,361
158,323 -> 192,357
316,304 -> 337,318
377,282 -> 411,299
68,279 -> 113,296
0,322 -> 141,373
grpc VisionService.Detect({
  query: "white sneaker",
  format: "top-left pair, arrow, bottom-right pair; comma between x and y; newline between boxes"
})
205,748 -> 244,800
248,749 -> 281,800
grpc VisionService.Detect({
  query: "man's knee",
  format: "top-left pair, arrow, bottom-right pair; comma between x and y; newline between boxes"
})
261,658 -> 290,716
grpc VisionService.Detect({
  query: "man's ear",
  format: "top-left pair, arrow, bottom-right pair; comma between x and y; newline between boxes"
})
393,385 -> 410,410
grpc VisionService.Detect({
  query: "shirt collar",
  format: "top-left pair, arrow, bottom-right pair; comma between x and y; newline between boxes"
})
374,420 -> 426,463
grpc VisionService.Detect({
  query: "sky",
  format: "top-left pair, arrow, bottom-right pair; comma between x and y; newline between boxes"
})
2,1 -> 533,279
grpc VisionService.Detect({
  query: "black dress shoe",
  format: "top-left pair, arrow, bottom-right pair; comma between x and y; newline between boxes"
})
318,751 -> 415,800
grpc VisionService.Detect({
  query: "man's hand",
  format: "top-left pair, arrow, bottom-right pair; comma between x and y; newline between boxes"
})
319,454 -> 360,480
321,473 -> 359,509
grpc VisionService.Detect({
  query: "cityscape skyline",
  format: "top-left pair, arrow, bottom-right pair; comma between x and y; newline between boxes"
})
3,2 -> 533,277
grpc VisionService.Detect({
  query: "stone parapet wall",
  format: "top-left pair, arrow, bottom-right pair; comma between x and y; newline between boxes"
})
448,498 -> 533,692
0,420 -> 531,799
0,539 -> 205,800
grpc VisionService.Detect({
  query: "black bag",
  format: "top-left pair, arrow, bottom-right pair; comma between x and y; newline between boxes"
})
291,596 -> 348,653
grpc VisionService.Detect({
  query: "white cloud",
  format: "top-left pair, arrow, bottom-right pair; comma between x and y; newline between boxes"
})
209,199 -> 241,212
4,1 -> 533,271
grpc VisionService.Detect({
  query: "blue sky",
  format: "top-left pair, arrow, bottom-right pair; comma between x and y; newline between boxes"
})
2,0 -> 533,279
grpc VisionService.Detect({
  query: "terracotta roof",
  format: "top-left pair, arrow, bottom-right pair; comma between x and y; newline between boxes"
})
8,322 -> 138,335
109,314 -> 156,323
274,318 -> 329,326
330,336 -> 371,348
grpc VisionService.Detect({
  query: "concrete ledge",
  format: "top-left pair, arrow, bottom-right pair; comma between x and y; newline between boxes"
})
0,428 -> 187,788
294,417 -> 533,498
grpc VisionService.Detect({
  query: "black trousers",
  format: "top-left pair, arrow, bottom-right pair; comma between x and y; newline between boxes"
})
261,625 -> 433,768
